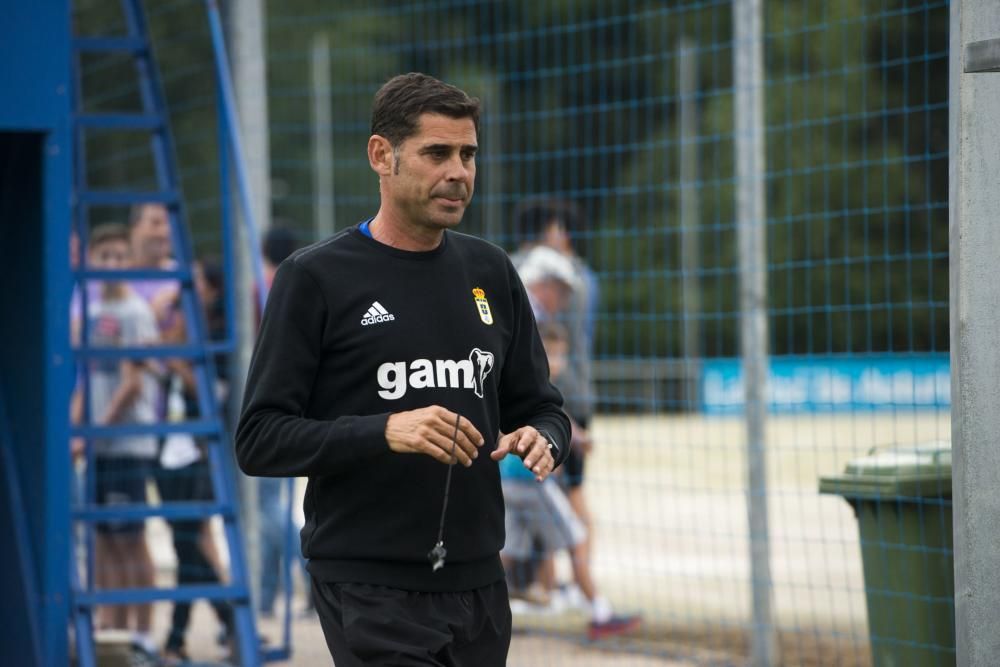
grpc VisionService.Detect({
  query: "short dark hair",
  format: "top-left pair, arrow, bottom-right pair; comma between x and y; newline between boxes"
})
513,198 -> 586,243
371,73 -> 481,147
89,222 -> 130,248
127,202 -> 165,227
198,255 -> 224,293
262,226 -> 303,266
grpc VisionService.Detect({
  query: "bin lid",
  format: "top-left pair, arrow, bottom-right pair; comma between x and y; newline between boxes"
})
819,440 -> 951,499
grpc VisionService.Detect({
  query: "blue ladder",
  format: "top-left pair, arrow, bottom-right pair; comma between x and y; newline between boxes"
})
70,0 -> 260,664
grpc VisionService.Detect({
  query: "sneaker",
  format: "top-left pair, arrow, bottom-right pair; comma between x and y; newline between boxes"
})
128,642 -> 161,667
162,645 -> 189,666
509,598 -> 555,617
552,584 -> 588,613
509,582 -> 550,606
587,614 -> 642,641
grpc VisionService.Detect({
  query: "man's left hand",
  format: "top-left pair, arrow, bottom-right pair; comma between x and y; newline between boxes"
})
491,426 -> 555,482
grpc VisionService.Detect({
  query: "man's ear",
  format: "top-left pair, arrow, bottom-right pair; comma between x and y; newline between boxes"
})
368,135 -> 393,176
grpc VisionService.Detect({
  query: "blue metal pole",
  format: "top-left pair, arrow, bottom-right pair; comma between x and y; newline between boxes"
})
205,3 -> 277,662
281,477 -> 295,649
68,11 -> 99,624
206,4 -> 298,659
204,0 -> 267,317
218,94 -> 236,355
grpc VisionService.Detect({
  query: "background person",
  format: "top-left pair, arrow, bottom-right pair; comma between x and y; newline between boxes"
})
501,321 -> 640,640
157,257 -> 234,662
125,203 -> 233,659
70,223 -> 161,658
512,200 -> 600,602
127,202 -> 180,328
510,243 -> 587,592
254,226 -> 313,618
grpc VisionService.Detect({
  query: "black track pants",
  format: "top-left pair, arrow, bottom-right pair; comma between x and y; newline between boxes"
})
312,579 -> 511,666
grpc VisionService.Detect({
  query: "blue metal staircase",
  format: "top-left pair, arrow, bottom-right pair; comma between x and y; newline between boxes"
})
70,0 -> 260,664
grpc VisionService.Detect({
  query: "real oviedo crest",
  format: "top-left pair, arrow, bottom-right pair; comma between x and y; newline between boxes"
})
472,287 -> 493,325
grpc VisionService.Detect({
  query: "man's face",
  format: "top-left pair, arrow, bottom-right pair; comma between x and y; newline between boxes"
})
383,113 -> 477,232
130,204 -> 172,265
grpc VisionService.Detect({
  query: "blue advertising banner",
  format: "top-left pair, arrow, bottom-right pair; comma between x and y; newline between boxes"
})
701,355 -> 950,413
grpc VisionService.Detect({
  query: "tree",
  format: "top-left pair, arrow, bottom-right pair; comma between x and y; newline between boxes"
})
74,0 -> 950,358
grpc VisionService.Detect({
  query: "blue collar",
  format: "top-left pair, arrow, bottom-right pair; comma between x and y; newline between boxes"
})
358,218 -> 373,238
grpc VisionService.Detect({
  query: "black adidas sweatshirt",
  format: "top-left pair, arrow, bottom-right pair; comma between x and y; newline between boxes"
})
235,225 -> 571,592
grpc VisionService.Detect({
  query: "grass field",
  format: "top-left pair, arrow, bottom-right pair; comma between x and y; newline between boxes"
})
145,409 -> 950,665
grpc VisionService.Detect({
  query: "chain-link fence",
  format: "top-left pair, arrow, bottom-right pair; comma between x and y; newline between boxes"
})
73,0 -> 953,663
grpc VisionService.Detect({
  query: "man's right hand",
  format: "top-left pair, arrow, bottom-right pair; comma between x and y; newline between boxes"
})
385,406 -> 485,467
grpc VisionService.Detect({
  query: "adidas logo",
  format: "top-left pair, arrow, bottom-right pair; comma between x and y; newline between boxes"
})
361,301 -> 396,326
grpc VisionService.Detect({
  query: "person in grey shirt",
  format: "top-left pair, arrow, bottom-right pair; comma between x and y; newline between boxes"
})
71,223 -> 160,651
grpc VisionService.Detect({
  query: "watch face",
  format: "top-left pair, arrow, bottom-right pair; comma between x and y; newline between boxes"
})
536,429 -> 556,451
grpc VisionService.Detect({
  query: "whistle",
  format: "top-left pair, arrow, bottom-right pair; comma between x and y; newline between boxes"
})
428,541 -> 447,572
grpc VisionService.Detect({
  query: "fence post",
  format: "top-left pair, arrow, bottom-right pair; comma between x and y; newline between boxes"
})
734,0 -> 776,665
224,0 -> 272,605
678,36 -> 701,408
950,2 -> 1000,664
311,32 -> 335,239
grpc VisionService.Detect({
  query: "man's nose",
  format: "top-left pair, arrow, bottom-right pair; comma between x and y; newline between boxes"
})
444,154 -> 471,181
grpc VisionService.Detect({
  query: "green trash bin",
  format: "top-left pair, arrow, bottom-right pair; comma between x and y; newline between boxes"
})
819,441 -> 955,667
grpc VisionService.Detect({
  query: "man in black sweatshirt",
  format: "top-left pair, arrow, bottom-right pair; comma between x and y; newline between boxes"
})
236,72 -> 570,666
